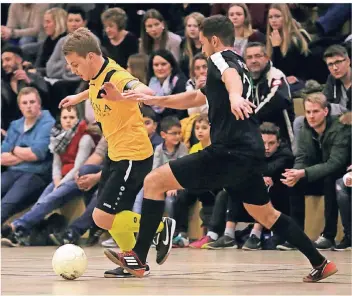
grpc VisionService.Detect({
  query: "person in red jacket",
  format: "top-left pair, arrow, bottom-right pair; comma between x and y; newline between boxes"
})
2,106 -> 95,247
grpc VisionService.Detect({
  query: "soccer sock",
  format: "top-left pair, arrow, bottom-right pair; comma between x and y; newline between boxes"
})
207,231 -> 219,241
250,229 -> 262,239
109,231 -> 136,252
224,228 -> 235,239
133,199 -> 165,264
271,213 -> 326,267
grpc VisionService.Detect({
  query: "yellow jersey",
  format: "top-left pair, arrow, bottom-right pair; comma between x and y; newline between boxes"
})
89,57 -> 153,161
189,142 -> 204,154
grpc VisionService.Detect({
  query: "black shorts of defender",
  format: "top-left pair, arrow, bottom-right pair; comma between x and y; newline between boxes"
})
169,147 -> 269,206
96,155 -> 153,214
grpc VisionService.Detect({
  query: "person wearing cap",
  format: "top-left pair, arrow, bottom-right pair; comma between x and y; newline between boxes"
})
1,45 -> 49,130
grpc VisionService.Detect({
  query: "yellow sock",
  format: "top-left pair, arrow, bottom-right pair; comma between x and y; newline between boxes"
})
108,231 -> 135,252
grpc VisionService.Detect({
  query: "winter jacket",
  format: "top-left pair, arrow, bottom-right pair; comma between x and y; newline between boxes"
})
1,110 -> 55,174
323,70 -> 351,115
294,115 -> 351,182
253,62 -> 295,146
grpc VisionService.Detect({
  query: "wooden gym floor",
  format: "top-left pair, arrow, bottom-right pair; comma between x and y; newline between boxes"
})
1,246 -> 351,295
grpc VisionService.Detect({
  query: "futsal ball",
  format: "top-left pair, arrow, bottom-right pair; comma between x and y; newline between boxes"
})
52,244 -> 88,280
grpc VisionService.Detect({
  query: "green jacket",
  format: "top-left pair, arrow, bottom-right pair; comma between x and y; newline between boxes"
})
294,115 -> 351,182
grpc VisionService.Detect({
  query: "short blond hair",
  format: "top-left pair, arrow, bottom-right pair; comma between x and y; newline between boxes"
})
63,27 -> 102,57
303,92 -> 328,110
101,7 -> 127,31
17,87 -> 41,105
45,7 -> 67,39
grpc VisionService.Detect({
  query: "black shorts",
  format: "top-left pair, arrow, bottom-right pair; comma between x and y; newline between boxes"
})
169,147 -> 269,206
96,155 -> 153,214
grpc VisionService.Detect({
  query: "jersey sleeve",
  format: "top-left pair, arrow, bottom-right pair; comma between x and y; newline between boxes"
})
110,70 -> 144,93
210,51 -> 244,77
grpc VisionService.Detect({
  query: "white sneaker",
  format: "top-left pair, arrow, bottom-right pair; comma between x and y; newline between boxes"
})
101,237 -> 118,248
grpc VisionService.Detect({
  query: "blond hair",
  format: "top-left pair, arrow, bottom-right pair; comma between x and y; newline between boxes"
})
63,27 -> 102,57
45,7 -> 67,39
266,4 -> 310,58
303,92 -> 328,110
228,4 -> 253,38
17,87 -> 41,105
101,7 -> 127,31
183,12 -> 205,70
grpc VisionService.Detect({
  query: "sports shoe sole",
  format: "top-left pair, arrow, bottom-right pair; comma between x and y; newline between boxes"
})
104,268 -> 150,278
157,218 -> 176,265
103,249 -> 145,278
331,247 -> 351,251
276,245 -> 296,251
242,246 -> 262,251
206,244 -> 238,250
1,238 -> 19,247
303,263 -> 338,283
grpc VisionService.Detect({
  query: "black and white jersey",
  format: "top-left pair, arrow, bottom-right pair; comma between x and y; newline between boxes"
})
201,50 -> 264,158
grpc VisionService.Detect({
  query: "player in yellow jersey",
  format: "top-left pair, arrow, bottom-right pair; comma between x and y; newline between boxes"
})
58,27 -> 176,278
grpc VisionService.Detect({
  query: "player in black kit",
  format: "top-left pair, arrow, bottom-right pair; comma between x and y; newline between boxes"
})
101,15 -> 337,282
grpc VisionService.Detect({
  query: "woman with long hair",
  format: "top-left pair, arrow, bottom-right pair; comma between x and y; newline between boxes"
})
180,12 -> 205,77
227,4 -> 265,57
147,49 -> 188,121
139,9 -> 182,62
266,4 -> 311,88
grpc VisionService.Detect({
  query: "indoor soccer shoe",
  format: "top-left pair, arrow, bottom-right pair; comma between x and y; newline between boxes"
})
104,264 -> 150,278
156,217 -> 176,265
303,260 -> 338,283
104,249 -> 146,278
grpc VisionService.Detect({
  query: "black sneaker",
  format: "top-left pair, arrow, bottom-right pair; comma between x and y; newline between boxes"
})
49,228 -> 80,246
242,235 -> 262,250
276,241 -> 297,251
314,236 -> 334,250
104,264 -> 150,278
332,237 -> 351,251
104,249 -> 147,278
206,235 -> 238,249
155,217 -> 176,265
1,227 -> 19,247
86,226 -> 104,247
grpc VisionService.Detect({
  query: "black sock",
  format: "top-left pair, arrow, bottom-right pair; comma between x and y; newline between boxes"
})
133,199 -> 165,264
271,213 -> 326,267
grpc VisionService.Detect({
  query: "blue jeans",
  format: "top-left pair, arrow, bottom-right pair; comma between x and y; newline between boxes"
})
13,164 -> 102,231
336,178 -> 351,240
1,170 -> 48,224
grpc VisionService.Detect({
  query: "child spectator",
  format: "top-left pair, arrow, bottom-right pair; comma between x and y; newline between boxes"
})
179,12 -> 205,77
227,4 -> 266,57
266,4 -> 311,92
101,8 -> 139,69
147,49 -> 188,121
126,53 -> 149,85
140,9 -> 182,62
153,116 -> 188,218
140,106 -> 163,150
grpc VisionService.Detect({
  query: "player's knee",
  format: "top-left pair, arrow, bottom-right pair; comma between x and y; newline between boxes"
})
92,208 -> 114,230
144,171 -> 164,193
244,203 -> 280,229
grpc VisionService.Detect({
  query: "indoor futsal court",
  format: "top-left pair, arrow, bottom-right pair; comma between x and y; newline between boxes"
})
1,247 -> 351,295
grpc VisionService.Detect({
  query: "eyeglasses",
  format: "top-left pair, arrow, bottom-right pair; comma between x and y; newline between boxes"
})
327,59 -> 346,68
166,131 -> 181,136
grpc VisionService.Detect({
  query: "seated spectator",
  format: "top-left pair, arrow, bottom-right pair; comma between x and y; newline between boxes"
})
1,106 -> 95,246
153,116 -> 188,218
140,106 -> 163,149
244,42 -> 295,146
1,4 -> 49,46
185,53 -> 209,116
126,54 -> 149,85
179,12 -> 205,77
46,7 -> 88,117
323,45 -> 351,114
242,122 -> 294,250
147,49 -> 188,122
266,4 -> 311,92
292,45 -> 351,153
1,87 -> 55,225
279,93 -> 351,250
140,9 -> 182,62
48,137 -> 108,247
1,45 -> 49,130
227,4 -> 266,57
101,7 -> 139,69
29,7 -> 68,77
